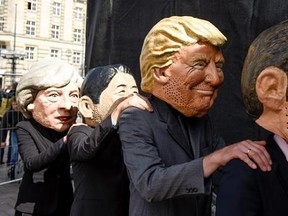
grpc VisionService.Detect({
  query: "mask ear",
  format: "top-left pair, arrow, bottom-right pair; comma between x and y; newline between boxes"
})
27,103 -> 34,111
153,68 -> 169,84
256,66 -> 287,110
78,95 -> 95,119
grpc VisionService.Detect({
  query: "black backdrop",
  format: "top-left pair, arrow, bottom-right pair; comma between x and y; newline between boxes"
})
85,0 -> 288,144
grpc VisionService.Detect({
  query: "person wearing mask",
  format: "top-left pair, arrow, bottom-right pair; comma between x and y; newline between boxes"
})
67,64 -> 152,216
216,19 -> 288,216
14,58 -> 83,216
118,16 -> 272,216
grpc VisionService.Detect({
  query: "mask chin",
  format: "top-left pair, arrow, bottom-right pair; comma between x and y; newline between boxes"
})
89,106 -> 103,126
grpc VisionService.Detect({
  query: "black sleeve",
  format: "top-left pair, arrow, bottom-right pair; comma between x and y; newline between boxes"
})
67,116 -> 117,161
17,126 -> 63,172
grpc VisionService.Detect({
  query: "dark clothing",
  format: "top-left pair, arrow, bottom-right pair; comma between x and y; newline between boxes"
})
1,107 -> 24,142
67,117 -> 129,216
0,89 -> 15,117
118,96 -> 225,216
2,89 -> 15,99
0,148 -> 3,164
15,119 -> 73,216
216,134 -> 288,216
1,108 -> 24,164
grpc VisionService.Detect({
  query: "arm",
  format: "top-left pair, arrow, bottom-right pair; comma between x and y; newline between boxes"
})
17,126 -> 64,172
216,159 -> 261,216
119,108 -> 209,202
68,93 -> 153,161
67,117 -> 117,161
203,139 -> 271,177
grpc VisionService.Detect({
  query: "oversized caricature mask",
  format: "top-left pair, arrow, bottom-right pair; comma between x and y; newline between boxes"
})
241,20 -> 288,141
139,16 -> 227,117
16,58 -> 82,132
79,64 -> 138,126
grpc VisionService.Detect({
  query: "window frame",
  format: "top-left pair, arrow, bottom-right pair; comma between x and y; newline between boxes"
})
25,46 -> 36,60
51,24 -> 60,39
26,20 -> 36,36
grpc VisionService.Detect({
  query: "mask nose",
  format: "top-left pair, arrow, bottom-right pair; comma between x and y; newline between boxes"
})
59,96 -> 75,110
206,64 -> 224,87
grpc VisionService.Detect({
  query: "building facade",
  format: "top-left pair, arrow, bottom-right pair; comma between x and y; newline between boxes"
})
0,0 -> 86,87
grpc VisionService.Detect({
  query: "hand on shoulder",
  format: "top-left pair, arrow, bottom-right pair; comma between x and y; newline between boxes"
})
111,93 -> 153,124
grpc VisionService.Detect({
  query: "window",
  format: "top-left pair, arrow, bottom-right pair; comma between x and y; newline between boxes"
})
25,46 -> 35,60
51,25 -> 60,39
73,29 -> 82,42
0,16 -> 4,31
0,43 -> 6,50
50,49 -> 60,58
27,0 -> 36,11
75,7 -> 82,19
0,0 -> 5,6
26,20 -> 36,36
72,52 -> 81,64
53,2 -> 61,16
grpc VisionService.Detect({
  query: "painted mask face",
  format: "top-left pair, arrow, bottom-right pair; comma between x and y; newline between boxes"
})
162,42 -> 224,117
93,72 -> 138,121
256,70 -> 288,141
30,82 -> 80,132
279,102 -> 288,141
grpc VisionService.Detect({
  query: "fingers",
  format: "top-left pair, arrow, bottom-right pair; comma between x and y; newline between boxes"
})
247,141 -> 272,166
126,94 -> 153,111
235,140 -> 272,172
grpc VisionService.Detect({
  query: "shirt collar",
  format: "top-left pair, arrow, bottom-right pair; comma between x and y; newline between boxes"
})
274,134 -> 288,161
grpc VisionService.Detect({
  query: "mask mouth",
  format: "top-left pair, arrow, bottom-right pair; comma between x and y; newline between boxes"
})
190,88 -> 215,96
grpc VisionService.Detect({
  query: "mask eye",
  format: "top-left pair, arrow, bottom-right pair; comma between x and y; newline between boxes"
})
216,62 -> 224,72
47,92 -> 60,102
70,93 -> 80,103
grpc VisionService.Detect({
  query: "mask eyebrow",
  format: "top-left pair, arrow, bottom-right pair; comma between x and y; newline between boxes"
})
116,84 -> 127,88
188,54 -> 209,63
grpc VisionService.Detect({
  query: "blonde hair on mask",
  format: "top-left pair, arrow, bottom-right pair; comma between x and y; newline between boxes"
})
140,16 -> 227,93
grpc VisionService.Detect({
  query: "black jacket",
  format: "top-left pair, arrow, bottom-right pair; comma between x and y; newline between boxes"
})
119,96 -> 225,216
216,134 -> 288,216
15,119 -> 73,215
67,117 -> 129,216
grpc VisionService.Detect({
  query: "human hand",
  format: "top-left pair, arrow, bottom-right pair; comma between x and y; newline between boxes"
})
219,140 -> 272,171
203,140 -> 271,177
111,93 -> 153,123
120,93 -> 153,111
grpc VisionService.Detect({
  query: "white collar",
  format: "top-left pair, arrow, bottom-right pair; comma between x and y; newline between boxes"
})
274,134 -> 288,162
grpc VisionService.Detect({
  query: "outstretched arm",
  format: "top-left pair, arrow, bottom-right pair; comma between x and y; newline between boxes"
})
203,140 -> 271,177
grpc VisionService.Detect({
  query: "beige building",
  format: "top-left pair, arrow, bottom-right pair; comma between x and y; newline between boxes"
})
0,0 -> 86,87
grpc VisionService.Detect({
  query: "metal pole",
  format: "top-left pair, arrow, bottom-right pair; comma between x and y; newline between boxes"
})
12,4 -> 17,83
13,4 -> 17,52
